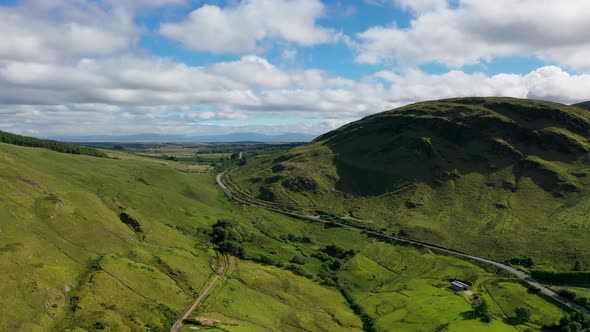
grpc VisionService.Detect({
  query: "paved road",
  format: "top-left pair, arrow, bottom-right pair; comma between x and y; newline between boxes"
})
170,255 -> 227,332
217,172 -> 590,316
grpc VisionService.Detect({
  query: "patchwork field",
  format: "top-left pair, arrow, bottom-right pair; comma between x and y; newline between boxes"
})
337,242 -> 568,331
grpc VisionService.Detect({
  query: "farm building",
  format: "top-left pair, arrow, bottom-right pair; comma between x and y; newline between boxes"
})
451,280 -> 470,291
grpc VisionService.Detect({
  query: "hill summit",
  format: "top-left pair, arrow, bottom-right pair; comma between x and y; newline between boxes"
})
229,97 -> 590,269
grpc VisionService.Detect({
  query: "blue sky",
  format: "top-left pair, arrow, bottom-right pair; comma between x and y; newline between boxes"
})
0,0 -> 590,137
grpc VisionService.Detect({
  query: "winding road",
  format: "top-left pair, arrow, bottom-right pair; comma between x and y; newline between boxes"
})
216,172 -> 590,316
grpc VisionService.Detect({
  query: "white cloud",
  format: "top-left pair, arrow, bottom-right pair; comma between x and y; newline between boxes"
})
375,66 -> 590,105
394,0 -> 447,12
1,0 -> 590,137
160,0 -> 335,53
0,0 -> 185,63
2,47 -> 590,136
355,0 -> 590,70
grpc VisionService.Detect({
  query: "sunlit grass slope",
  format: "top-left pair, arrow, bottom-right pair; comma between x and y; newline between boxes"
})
338,242 -> 566,331
230,97 -> 590,270
0,143 -> 226,331
197,259 -> 363,331
0,143 -> 367,331
0,139 -> 574,332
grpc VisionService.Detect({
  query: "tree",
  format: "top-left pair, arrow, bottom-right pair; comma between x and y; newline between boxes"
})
514,307 -> 532,323
472,299 -> 492,322
558,289 -> 577,301
573,260 -> 583,271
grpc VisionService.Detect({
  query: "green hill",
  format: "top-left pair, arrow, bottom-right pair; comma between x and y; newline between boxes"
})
0,135 -> 575,331
0,130 -> 107,157
0,143 -> 362,331
229,97 -> 590,270
573,101 -> 590,111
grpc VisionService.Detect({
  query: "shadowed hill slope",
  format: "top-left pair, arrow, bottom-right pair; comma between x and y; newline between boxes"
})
229,97 -> 590,270
573,101 -> 590,111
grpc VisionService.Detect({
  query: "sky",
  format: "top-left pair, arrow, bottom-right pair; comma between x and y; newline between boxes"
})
1,0 -> 590,137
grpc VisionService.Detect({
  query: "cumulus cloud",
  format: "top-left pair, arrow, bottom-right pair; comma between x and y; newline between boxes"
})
375,66 -> 590,105
160,0 -> 335,53
2,48 -> 590,136
1,0 -> 590,137
355,0 -> 590,70
0,0 -> 184,63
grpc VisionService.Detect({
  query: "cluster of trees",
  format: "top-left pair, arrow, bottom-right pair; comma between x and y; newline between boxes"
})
279,233 -> 314,244
471,299 -> 493,322
503,255 -> 535,268
281,176 -> 317,192
558,289 -> 590,311
255,252 -> 313,279
208,220 -> 252,259
513,307 -> 532,324
211,154 -> 247,171
545,312 -> 590,331
471,299 -> 533,326
146,304 -> 178,332
0,130 -> 107,157
312,244 -> 358,286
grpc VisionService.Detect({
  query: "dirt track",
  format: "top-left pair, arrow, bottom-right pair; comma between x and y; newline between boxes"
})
170,255 -> 227,332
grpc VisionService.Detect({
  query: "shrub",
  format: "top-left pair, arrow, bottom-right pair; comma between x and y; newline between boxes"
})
558,289 -> 577,301
290,254 -> 307,265
472,299 -> 492,322
217,240 -> 245,258
322,244 -> 356,260
514,307 -> 532,323
504,255 -> 535,268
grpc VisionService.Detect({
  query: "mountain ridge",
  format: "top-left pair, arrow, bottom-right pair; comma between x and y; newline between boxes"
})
229,97 -> 590,270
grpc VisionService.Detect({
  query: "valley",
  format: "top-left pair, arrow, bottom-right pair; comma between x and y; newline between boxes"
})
1,110 -> 588,331
3,1 -> 590,331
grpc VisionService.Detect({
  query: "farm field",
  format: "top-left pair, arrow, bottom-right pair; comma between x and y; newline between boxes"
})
337,242 -> 567,331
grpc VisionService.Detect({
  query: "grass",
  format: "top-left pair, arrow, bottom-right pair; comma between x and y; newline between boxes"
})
0,142 -> 371,331
0,139 -> 576,332
0,142 -> 221,331
230,97 -> 590,270
337,242 -> 567,331
196,260 -> 363,331
481,280 -> 566,329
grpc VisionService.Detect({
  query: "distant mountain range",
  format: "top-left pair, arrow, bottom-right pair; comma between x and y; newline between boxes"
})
46,132 -> 317,143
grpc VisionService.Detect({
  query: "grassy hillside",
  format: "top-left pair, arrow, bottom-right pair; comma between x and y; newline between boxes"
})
0,139 -> 575,332
0,143 -> 362,331
229,97 -> 590,270
573,101 -> 590,111
0,142 -> 222,331
0,130 -> 106,157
